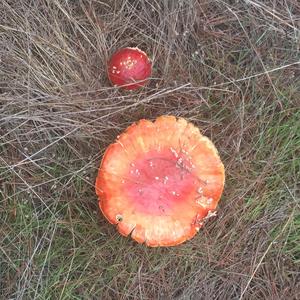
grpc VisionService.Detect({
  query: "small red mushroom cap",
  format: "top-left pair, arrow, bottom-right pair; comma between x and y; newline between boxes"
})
95,116 -> 225,247
107,47 -> 152,90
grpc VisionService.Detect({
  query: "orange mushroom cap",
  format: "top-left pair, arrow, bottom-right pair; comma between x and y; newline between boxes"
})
95,116 -> 225,247
107,47 -> 152,90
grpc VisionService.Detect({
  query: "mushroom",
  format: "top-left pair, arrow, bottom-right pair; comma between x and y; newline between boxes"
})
95,116 -> 225,247
107,47 -> 152,90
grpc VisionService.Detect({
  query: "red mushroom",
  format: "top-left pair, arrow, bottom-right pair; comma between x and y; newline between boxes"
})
95,116 -> 225,247
107,47 -> 152,90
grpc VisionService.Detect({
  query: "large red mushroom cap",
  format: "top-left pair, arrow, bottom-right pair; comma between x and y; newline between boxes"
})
107,47 -> 152,90
95,116 -> 225,247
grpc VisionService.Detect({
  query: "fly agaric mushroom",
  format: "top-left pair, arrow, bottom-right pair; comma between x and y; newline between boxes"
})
95,116 -> 225,247
107,47 -> 152,90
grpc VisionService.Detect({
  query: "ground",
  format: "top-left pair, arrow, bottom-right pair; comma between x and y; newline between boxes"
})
0,0 -> 299,299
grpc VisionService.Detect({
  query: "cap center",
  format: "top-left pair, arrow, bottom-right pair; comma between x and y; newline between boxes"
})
124,148 -> 199,216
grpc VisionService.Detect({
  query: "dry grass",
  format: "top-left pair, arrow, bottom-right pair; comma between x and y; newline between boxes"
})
1,0 -> 299,299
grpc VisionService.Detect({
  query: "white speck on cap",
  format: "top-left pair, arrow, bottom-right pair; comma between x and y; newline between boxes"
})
205,210 -> 217,220
163,176 -> 169,184
126,47 -> 148,58
207,198 -> 213,204
177,157 -> 183,164
170,147 -> 178,158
